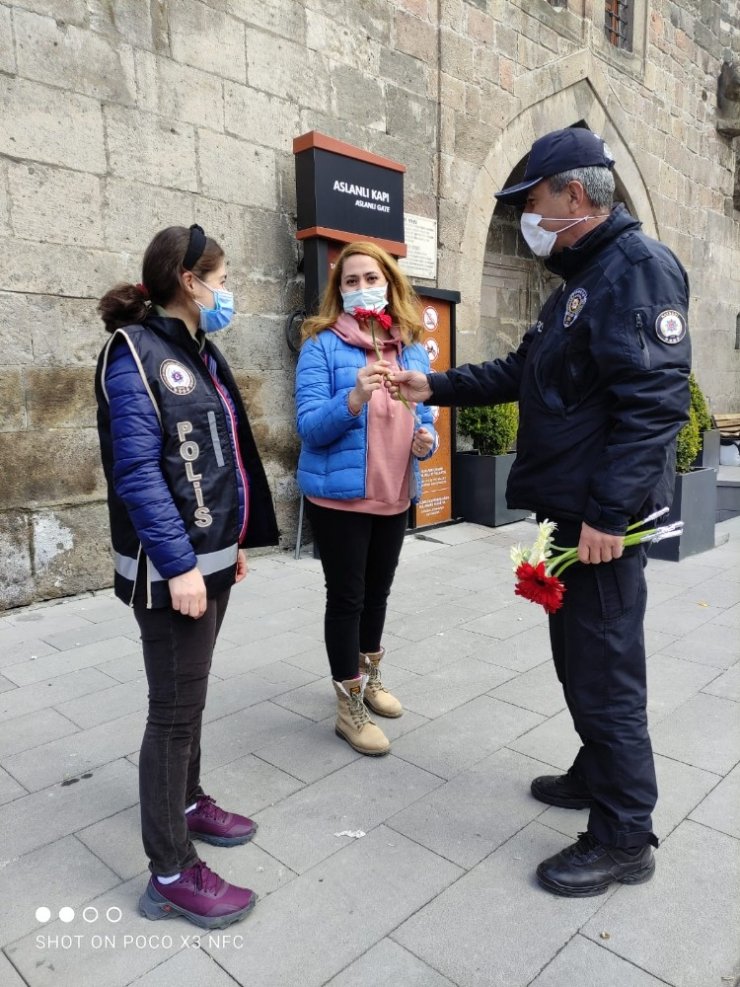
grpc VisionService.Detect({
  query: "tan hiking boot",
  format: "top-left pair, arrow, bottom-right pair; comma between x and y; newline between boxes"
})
360,648 -> 403,718
333,677 -> 390,756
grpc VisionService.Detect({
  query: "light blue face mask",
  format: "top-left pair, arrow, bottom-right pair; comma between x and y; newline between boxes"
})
194,275 -> 235,333
341,284 -> 388,315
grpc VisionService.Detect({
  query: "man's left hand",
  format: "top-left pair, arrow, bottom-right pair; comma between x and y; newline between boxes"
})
578,523 -> 624,564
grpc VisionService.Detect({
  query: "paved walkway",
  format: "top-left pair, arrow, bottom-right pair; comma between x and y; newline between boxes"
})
1,518 -> 739,987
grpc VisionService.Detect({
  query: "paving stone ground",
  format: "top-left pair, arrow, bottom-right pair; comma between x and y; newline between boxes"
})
1,518 -> 738,987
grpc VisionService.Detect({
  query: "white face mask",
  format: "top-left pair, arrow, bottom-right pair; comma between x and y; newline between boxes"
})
520,213 -> 594,258
340,284 -> 388,314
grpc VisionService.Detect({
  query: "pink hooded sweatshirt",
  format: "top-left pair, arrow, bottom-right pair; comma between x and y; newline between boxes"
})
308,312 -> 415,516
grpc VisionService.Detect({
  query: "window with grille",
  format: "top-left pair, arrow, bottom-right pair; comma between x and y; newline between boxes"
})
604,0 -> 632,50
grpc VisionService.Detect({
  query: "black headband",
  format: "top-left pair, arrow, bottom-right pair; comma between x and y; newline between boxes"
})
182,223 -> 206,271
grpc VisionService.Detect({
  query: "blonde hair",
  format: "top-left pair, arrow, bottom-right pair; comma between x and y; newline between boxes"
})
301,241 -> 423,344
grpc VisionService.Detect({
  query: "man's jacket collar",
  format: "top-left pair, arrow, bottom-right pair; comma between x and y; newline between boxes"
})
544,203 -> 641,280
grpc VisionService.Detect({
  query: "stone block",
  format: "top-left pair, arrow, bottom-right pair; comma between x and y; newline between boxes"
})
0,369 -> 25,431
170,0 -> 246,82
306,9 -> 380,73
158,56 -> 225,129
24,296 -> 103,367
14,9 -> 134,104
392,695 -> 543,780
0,76 -> 106,173
25,367 -> 97,428
0,666 -> 114,722
386,86 -> 435,144
0,4 -> 14,73
388,747 -> 551,869
0,757 -> 138,860
32,502 -> 113,602
581,821 -> 740,987
105,105 -> 198,192
247,29 -> 331,112
332,64 -> 386,129
86,0 -> 154,52
531,936 -> 667,987
0,428 -> 104,510
0,705 -> 79,758
224,83 -> 297,152
393,822 -> 605,987
394,11 -> 436,62
198,130 -> 276,208
650,691 -> 740,774
8,162 -> 104,249
400,656 -> 512,717
380,46 -> 430,95
132,48 -> 158,114
326,939 -> 456,987
0,764 -> 26,805
101,177 -> 196,252
0,835 -> 119,950
2,237 -> 127,298
15,0 -> 86,25
689,761 -> 740,839
226,0 -> 306,41
0,511 -> 33,611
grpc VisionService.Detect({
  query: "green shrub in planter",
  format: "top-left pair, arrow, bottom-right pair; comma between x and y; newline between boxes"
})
676,404 -> 701,473
458,403 -> 518,456
688,372 -> 712,433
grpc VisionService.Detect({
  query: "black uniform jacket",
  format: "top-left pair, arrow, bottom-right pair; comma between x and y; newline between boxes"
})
430,206 -> 691,534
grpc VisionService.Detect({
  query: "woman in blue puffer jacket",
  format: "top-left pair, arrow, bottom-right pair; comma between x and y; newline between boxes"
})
296,242 -> 437,756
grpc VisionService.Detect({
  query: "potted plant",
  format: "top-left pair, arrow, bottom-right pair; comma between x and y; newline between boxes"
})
454,403 -> 529,526
689,372 -> 720,468
650,377 -> 718,561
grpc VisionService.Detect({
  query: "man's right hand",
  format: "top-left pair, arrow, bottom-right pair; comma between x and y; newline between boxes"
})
169,567 -> 207,619
387,370 -> 432,404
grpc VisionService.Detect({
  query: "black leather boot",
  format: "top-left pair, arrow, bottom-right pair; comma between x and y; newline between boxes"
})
530,772 -> 593,809
536,832 -> 655,897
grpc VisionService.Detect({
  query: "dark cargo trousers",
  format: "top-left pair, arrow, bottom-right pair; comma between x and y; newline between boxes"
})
547,521 -> 658,849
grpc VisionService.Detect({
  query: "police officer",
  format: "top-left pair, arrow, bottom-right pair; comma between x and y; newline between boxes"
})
390,127 -> 691,896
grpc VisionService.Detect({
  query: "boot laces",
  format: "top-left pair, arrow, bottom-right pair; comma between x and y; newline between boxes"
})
366,660 -> 388,694
194,795 -> 228,824
348,689 -> 374,728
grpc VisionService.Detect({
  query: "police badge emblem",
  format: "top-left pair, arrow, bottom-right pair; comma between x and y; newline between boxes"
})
563,288 -> 588,327
160,360 -> 196,395
654,310 -> 686,345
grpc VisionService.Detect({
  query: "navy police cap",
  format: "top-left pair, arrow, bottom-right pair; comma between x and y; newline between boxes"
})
495,128 -> 615,206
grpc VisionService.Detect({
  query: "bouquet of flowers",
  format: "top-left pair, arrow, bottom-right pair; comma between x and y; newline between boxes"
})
353,307 -> 420,425
511,509 -> 684,614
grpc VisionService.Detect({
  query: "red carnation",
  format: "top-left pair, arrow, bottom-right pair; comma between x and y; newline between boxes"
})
353,307 -> 393,332
514,561 -> 566,615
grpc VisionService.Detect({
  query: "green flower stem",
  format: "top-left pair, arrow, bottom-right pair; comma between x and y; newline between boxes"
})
369,320 -> 418,423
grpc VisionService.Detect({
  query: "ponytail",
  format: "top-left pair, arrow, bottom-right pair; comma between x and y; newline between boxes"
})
98,282 -> 150,333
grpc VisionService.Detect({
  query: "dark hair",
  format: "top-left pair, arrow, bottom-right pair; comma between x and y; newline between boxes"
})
98,225 -> 225,332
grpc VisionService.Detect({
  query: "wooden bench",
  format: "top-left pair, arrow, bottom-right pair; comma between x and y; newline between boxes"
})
713,413 -> 740,440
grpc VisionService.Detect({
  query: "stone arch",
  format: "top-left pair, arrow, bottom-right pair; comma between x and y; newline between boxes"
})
445,77 -> 658,342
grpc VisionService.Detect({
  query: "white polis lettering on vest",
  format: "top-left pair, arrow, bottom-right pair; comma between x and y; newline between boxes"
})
176,420 -> 213,528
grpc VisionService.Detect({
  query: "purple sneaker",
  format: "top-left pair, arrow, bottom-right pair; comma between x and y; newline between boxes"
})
186,795 -> 257,847
139,861 -> 257,929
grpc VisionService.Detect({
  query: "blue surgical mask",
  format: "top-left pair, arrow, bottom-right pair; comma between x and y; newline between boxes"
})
341,284 -> 388,315
194,275 -> 235,333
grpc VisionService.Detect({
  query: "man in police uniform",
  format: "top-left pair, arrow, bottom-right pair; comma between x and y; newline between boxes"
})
390,127 -> 691,896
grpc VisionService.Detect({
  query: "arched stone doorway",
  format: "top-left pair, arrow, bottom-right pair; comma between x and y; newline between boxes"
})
445,78 -> 658,366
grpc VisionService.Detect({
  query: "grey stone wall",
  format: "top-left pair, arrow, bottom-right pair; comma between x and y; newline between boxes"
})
1,0 -> 739,608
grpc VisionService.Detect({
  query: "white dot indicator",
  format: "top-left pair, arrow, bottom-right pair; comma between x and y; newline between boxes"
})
59,907 -> 75,923
36,907 -> 51,923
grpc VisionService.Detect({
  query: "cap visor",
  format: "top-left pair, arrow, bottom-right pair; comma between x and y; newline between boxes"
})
494,176 -> 542,206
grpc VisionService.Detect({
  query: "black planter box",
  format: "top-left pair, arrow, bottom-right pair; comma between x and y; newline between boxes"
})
454,451 -> 529,527
692,428 -> 721,469
649,466 -> 717,561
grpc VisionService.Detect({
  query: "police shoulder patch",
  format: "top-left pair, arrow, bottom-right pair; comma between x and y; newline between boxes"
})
160,360 -> 196,395
654,310 -> 686,345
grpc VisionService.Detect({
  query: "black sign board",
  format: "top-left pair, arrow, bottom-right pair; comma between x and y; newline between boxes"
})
294,132 -> 405,249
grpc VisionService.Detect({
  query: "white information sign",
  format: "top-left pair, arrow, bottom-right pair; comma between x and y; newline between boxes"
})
399,213 -> 437,280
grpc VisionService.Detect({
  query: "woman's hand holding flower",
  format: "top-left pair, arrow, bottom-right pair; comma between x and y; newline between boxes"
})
349,360 -> 392,414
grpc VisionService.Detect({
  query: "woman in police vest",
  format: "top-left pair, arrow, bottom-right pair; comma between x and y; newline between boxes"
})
95,224 -> 278,930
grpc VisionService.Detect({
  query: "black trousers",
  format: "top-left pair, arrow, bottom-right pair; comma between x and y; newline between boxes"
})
134,590 -> 230,876
307,502 -> 408,681
547,520 -> 657,849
